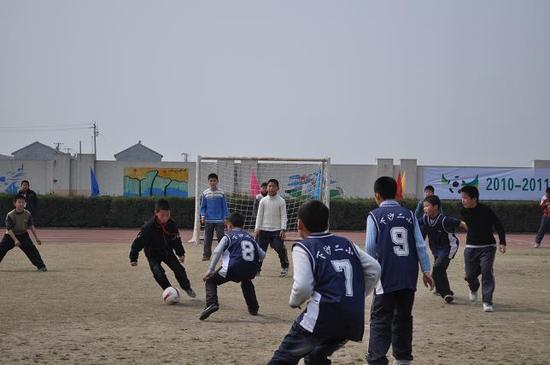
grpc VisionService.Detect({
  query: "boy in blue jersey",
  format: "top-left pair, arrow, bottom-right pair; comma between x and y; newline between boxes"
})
200,212 -> 265,320
200,173 -> 229,261
420,195 -> 466,304
366,177 -> 434,365
268,200 -> 381,365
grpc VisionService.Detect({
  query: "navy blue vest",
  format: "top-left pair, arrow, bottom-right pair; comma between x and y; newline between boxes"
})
421,214 -> 460,258
294,233 -> 365,341
223,230 -> 261,282
369,202 -> 419,294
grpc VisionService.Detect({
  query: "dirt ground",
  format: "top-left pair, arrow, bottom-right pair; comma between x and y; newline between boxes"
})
1,229 -> 549,365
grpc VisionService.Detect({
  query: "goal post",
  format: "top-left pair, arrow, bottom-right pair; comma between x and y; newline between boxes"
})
189,156 -> 331,243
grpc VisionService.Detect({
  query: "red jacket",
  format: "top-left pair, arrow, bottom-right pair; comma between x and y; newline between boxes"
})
540,196 -> 550,218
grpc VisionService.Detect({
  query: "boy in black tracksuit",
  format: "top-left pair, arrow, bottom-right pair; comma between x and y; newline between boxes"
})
129,199 -> 196,298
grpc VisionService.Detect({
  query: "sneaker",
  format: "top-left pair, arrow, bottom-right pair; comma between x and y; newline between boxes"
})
533,242 -> 541,248
469,290 -> 478,302
184,288 -> 197,298
248,306 -> 259,316
37,266 -> 47,272
280,268 -> 289,278
394,360 -> 412,365
199,304 -> 219,320
444,294 -> 454,304
483,302 -> 494,312
202,256 -> 210,261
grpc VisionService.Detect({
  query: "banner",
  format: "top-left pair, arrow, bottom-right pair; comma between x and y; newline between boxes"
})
423,167 -> 550,201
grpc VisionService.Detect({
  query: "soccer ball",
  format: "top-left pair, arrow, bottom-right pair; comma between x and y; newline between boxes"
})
162,287 -> 180,304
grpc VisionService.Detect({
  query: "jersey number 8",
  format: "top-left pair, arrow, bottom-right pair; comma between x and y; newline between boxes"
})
241,240 -> 255,262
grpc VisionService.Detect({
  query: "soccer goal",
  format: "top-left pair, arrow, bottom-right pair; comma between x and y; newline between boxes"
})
189,156 -> 331,243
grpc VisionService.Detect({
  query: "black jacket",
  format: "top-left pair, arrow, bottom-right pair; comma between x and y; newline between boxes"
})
129,217 -> 185,262
18,189 -> 38,216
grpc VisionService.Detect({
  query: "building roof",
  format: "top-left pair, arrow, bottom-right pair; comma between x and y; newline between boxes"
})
114,141 -> 163,161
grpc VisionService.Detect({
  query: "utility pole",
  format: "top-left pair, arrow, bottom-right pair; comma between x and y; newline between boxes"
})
92,121 -> 99,157
181,152 -> 189,162
54,142 -> 64,151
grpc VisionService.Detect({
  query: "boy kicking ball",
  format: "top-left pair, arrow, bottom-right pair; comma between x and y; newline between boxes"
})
129,199 -> 196,300
200,212 -> 265,320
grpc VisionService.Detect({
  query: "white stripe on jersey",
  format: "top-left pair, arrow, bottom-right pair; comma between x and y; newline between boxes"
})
299,291 -> 322,333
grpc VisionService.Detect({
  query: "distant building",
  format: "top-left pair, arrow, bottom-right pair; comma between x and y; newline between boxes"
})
114,141 -> 163,162
12,141 -> 68,161
0,154 -> 13,160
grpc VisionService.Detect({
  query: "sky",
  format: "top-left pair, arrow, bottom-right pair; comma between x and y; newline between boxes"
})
1,0 -> 549,166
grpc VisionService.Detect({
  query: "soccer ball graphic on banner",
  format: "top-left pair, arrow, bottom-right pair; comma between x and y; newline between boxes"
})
162,287 -> 180,304
440,174 -> 479,194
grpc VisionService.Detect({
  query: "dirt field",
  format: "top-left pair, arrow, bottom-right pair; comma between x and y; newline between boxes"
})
1,229 -> 549,364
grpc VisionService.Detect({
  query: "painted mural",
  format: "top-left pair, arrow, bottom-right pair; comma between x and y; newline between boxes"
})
123,167 -> 188,197
284,170 -> 344,199
0,165 -> 25,194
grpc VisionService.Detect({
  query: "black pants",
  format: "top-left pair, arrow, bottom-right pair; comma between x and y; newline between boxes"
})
535,216 -> 550,244
203,222 -> 225,259
464,246 -> 496,305
268,321 -> 347,365
432,254 -> 453,298
148,251 -> 191,291
367,290 -> 415,365
205,272 -> 258,311
258,230 -> 289,270
0,233 -> 45,269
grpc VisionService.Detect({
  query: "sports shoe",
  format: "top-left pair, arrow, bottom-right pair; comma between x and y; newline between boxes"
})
37,266 -> 47,272
202,256 -> 210,261
280,268 -> 289,278
444,294 -> 454,304
184,288 -> 197,298
483,302 -> 494,312
469,290 -> 478,302
199,304 -> 219,320
533,242 -> 541,248
248,306 -> 259,316
394,360 -> 412,365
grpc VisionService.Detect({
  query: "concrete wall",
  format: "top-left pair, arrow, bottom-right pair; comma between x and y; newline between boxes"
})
2,156 -> 549,199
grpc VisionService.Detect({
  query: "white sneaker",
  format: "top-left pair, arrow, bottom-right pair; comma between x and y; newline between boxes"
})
483,303 -> 494,312
533,242 -> 541,248
280,268 -> 289,277
469,291 -> 478,302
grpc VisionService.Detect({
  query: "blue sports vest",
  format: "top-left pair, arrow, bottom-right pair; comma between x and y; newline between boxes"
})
294,233 -> 365,341
223,230 -> 261,282
369,202 -> 419,294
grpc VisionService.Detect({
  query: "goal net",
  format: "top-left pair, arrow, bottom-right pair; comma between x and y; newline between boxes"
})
190,156 -> 331,243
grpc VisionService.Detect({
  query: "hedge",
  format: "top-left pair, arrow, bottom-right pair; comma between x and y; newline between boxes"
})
0,195 -> 543,232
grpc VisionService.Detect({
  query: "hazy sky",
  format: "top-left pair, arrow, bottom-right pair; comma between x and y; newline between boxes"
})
1,1 -> 549,166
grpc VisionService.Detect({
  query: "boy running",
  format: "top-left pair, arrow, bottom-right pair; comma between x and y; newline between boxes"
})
460,186 -> 506,312
420,195 -> 466,304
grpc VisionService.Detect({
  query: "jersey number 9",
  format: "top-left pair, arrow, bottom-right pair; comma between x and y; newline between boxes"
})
390,227 -> 409,257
